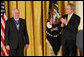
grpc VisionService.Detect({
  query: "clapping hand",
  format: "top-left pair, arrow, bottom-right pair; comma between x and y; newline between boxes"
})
61,18 -> 67,25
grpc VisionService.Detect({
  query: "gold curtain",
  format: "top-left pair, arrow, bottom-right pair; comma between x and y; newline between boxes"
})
3,1 -> 75,56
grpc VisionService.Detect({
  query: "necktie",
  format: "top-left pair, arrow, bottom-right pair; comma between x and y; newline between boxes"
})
67,15 -> 70,23
16,20 -> 19,30
14,19 -> 20,30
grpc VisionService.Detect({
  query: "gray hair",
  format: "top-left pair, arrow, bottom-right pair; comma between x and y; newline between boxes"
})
12,8 -> 20,14
67,3 -> 75,11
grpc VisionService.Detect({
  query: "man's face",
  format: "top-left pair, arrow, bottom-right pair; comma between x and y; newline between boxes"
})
13,9 -> 20,19
66,5 -> 73,15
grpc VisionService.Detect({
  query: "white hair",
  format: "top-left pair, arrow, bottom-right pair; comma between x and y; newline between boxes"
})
12,9 -> 20,14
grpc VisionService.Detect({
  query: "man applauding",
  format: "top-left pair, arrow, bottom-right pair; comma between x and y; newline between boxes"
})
59,3 -> 80,56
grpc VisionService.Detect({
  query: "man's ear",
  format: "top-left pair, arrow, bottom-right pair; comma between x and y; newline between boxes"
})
71,9 -> 74,12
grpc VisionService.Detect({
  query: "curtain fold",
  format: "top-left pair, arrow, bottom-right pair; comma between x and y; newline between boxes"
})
4,1 -> 75,56
33,1 -> 43,56
25,1 -> 34,56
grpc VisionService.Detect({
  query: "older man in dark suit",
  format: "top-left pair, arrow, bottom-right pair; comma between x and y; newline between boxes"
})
5,9 -> 29,56
59,3 -> 80,56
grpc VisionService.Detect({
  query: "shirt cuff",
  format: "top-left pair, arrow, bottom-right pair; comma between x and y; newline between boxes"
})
65,22 -> 68,26
61,24 -> 64,27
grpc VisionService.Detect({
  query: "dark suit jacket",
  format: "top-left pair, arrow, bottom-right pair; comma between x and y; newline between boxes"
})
5,18 -> 29,49
59,13 -> 80,41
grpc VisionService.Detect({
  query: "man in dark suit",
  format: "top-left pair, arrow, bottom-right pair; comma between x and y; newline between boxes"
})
5,9 -> 29,56
59,3 -> 80,56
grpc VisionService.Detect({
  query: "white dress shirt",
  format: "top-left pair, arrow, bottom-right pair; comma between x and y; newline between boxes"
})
65,13 -> 73,26
61,13 -> 74,27
14,18 -> 20,30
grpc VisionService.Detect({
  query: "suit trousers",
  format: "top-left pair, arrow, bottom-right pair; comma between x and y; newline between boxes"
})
9,42 -> 24,56
62,40 -> 77,56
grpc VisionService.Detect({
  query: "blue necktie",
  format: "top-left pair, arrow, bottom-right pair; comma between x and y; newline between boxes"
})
14,19 -> 20,30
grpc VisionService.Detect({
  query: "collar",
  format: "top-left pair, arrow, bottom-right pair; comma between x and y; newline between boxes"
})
68,13 -> 73,18
14,18 -> 19,21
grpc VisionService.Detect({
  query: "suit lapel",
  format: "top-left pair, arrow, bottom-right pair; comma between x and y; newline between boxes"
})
66,15 -> 68,20
69,13 -> 74,22
12,18 -> 22,31
19,18 -> 22,31
11,18 -> 17,31
71,13 -> 74,19
66,13 -> 74,23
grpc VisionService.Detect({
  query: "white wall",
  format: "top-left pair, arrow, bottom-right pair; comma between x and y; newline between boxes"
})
76,1 -> 83,30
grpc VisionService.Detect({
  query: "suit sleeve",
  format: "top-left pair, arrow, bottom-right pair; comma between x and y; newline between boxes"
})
24,20 -> 29,44
58,15 -> 67,30
66,16 -> 80,32
5,21 -> 9,45
58,22 -> 66,30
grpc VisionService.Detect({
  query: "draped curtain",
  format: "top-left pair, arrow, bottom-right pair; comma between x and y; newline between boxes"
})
3,1 -> 75,56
